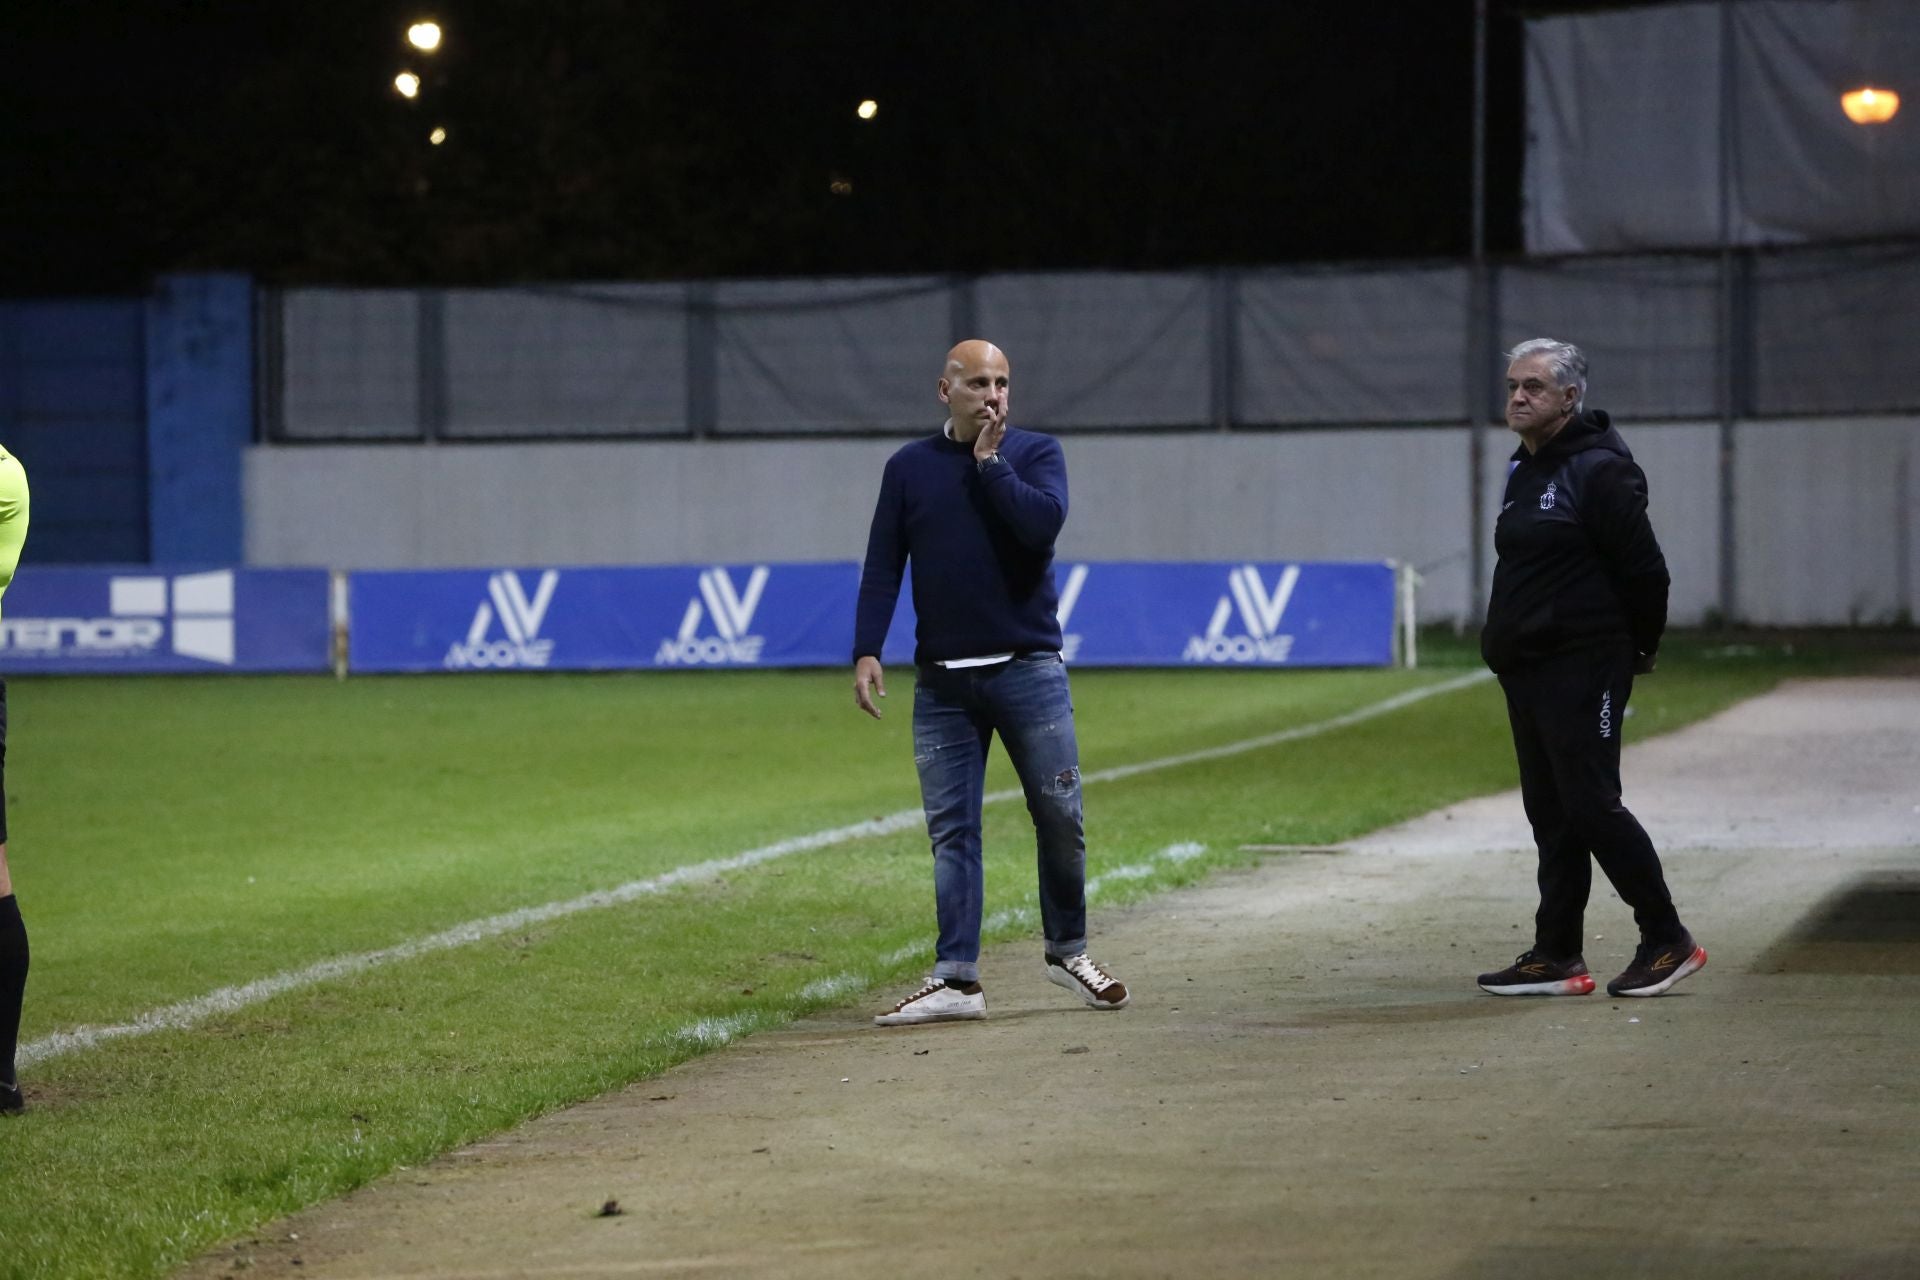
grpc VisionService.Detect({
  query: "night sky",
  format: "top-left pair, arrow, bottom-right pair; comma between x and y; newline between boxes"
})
1,2 -> 1643,297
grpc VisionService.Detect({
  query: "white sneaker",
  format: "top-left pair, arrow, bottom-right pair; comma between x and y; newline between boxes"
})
874,977 -> 987,1026
1045,953 -> 1130,1009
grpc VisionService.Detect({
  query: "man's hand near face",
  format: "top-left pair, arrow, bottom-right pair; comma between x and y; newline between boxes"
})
973,413 -> 1007,464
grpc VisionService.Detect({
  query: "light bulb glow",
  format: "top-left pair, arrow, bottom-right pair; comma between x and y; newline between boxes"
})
1841,86 -> 1900,124
857,99 -> 879,120
394,72 -> 420,99
429,126 -> 447,145
408,22 -> 443,53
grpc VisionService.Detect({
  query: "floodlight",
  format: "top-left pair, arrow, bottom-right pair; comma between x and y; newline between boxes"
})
1841,86 -> 1900,124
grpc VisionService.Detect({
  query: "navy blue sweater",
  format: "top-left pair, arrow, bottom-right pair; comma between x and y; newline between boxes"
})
853,426 -> 1067,664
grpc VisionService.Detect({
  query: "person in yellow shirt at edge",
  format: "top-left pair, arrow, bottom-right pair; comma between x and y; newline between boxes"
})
0,445 -> 31,1113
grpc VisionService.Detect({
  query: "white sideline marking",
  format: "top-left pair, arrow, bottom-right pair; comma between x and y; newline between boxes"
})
982,905 -> 1035,933
1086,840 -> 1208,897
1086,862 -> 1154,892
881,940 -> 930,967
797,973 -> 867,1002
1073,671 -> 1492,787
674,1014 -> 759,1048
20,671 -> 1490,1069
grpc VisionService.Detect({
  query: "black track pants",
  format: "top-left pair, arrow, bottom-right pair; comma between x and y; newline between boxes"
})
1498,643 -> 1684,959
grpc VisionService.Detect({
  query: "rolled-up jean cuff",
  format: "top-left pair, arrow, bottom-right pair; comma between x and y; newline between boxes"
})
1044,938 -> 1087,960
932,960 -> 979,983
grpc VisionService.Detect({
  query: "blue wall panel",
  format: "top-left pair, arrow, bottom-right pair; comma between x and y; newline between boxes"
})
146,274 -> 252,562
0,298 -> 150,563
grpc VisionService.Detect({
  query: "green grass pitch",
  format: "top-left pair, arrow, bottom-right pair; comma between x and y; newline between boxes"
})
0,635 -> 1870,1278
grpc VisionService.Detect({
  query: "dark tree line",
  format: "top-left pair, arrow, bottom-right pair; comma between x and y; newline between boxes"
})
2,2 -> 1532,295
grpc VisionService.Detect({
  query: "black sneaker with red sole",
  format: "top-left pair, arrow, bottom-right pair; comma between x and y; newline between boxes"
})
1607,936 -> 1707,997
1476,950 -> 1596,996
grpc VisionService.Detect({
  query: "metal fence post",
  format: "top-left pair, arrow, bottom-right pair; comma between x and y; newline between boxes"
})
1466,0 -> 1491,625
685,282 -> 717,440
1209,268 -> 1238,432
1716,0 -> 1739,623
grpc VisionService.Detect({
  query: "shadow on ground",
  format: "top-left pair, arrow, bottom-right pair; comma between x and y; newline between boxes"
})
1448,1244 -> 1920,1280
1750,871 -> 1920,975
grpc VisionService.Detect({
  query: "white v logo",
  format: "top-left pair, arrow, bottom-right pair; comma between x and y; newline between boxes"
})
1226,565 -> 1299,639
469,571 -> 557,645
1055,564 -> 1089,630
680,567 -> 770,642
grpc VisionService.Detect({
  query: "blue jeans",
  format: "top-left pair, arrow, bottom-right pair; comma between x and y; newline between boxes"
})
912,652 -> 1087,983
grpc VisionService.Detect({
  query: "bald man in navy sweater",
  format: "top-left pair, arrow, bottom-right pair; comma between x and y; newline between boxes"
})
854,340 -> 1130,1026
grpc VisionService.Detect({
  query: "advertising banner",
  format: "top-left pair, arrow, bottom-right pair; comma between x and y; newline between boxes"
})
351,560 -> 1396,674
348,563 -> 861,674
0,567 -> 332,674
1057,560 -> 1395,667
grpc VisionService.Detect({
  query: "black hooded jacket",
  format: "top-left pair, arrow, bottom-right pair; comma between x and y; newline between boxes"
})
1480,409 -> 1669,675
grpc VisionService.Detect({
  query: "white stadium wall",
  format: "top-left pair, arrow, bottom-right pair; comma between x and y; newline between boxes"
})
245,416 -> 1918,627
1733,418 -> 1919,626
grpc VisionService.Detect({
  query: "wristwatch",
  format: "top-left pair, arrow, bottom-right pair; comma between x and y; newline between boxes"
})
976,452 -> 1005,474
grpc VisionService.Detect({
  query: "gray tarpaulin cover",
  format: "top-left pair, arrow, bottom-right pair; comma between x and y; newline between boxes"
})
1500,257 -> 1720,418
975,273 -> 1212,428
275,244 -> 1920,438
1236,267 -> 1465,425
281,290 -> 421,439
713,277 -> 952,434
446,285 -> 686,438
1525,0 -> 1920,253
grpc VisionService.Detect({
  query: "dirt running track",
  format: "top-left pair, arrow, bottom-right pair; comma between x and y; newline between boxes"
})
186,678 -> 1920,1280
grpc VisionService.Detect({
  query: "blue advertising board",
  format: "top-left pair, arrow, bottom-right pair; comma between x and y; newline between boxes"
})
0,567 -> 331,673
349,560 -> 1397,673
1075,560 -> 1395,667
882,561 -> 1396,668
348,563 -> 862,673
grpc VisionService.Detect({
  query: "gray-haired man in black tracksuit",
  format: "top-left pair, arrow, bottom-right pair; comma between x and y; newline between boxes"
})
1475,338 -> 1707,1000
